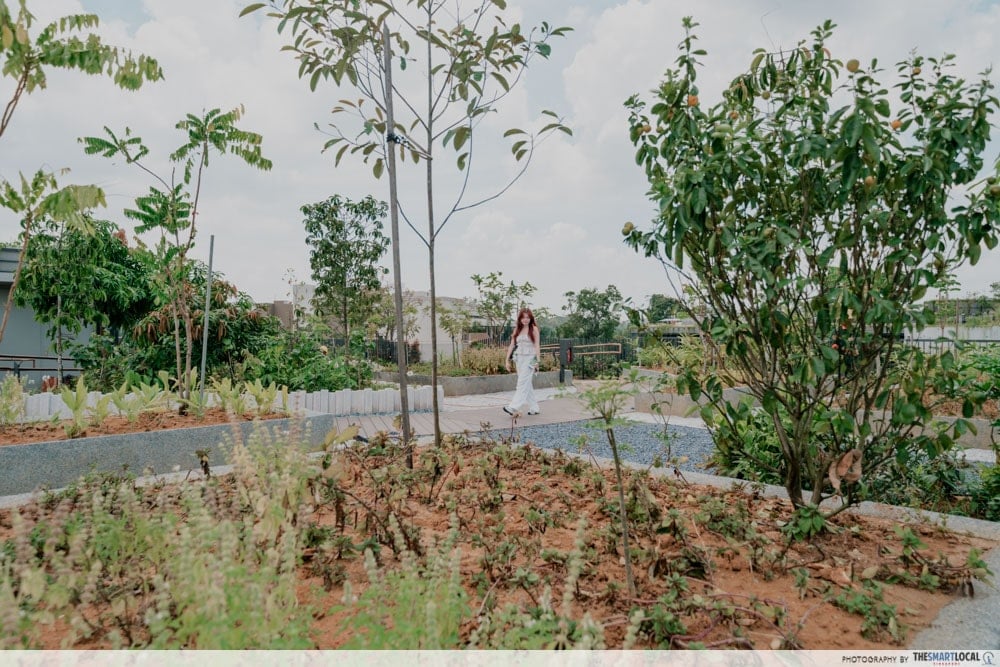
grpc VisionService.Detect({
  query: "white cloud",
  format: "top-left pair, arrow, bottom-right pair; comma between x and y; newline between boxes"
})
1,0 -> 999,316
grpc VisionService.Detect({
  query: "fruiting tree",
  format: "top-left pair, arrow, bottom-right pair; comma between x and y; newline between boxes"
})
624,18 -> 1000,518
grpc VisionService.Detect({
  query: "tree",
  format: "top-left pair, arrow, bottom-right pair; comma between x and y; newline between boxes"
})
16,217 -> 153,342
244,0 -> 571,450
471,271 -> 535,343
436,298 -> 473,366
559,285 -> 623,340
301,194 -> 390,345
0,172 -> 104,344
130,260 -> 280,380
0,0 -> 162,345
647,293 -> 684,322
624,18 -> 1000,518
0,1 -> 161,141
369,284 -> 420,343
80,107 -> 272,402
81,259 -> 281,392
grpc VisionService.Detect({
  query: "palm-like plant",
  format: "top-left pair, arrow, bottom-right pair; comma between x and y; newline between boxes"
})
81,106 -> 272,403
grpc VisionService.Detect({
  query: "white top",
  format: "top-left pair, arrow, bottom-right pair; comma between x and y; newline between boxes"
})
514,331 -> 535,357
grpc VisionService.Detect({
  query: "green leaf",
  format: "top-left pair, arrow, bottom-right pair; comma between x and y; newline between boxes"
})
238,3 -> 266,18
536,43 -> 551,58
373,158 -> 384,179
453,125 -> 470,151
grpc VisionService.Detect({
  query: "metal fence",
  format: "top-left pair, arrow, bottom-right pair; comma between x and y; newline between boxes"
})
0,354 -> 81,389
905,338 -> 1000,355
542,337 -> 638,380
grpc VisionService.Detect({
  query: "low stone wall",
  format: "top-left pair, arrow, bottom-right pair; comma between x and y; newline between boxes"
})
0,414 -> 340,496
374,370 -> 572,396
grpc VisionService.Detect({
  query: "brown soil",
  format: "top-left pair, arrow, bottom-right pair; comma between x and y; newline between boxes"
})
1,437 -> 994,650
0,408 -> 287,447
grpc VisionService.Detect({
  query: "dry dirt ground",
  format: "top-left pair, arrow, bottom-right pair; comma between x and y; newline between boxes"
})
0,435 -> 993,650
0,408 -> 285,446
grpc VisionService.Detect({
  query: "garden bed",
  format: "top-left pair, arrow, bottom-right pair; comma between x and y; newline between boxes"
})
0,434 -> 994,649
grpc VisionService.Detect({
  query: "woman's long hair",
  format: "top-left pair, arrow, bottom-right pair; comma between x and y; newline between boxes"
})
513,308 -> 537,343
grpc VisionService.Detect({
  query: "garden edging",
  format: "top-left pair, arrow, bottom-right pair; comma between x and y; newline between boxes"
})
0,414 -> 340,496
374,370 -> 572,396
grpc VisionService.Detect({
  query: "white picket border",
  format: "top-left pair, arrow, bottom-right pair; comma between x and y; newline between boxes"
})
17,384 -> 443,422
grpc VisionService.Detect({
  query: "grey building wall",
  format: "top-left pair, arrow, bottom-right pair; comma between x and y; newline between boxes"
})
1,247 -> 88,388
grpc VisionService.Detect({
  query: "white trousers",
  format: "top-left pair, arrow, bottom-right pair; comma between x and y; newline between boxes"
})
507,354 -> 539,413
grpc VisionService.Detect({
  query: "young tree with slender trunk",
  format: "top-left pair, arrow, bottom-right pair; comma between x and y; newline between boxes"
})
243,0 -> 571,452
301,194 -> 390,347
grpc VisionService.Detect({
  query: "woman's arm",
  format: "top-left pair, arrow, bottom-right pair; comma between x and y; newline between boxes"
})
533,326 -> 541,358
505,337 -> 515,370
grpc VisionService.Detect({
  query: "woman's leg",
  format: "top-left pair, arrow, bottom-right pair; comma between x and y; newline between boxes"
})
525,355 -> 539,414
507,356 -> 534,412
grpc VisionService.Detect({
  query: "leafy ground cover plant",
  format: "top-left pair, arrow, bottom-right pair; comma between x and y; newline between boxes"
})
0,422 -> 992,649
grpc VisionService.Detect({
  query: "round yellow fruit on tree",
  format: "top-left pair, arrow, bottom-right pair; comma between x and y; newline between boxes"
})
622,222 -> 635,235
912,66 -> 922,75
640,124 -> 652,134
687,94 -> 699,107
891,119 -> 902,131
864,175 -> 876,188
846,59 -> 860,73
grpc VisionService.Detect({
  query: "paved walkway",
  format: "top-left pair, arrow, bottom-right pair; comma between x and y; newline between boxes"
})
329,385 -> 996,465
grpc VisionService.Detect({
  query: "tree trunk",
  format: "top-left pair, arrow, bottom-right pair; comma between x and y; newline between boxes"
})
383,24 -> 413,468
425,6 -> 442,448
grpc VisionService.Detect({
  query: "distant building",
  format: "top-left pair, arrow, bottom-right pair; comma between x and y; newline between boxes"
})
260,300 -> 295,330
0,246 -> 87,388
407,290 -> 483,360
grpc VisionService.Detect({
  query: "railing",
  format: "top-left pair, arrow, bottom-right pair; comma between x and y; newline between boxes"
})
905,338 -> 1000,355
0,354 -> 81,387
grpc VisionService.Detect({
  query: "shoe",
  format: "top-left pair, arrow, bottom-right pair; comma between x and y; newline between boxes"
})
527,410 -> 540,416
503,406 -> 515,416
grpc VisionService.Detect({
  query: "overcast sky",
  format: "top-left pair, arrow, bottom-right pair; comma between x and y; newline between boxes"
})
2,0 -> 1000,313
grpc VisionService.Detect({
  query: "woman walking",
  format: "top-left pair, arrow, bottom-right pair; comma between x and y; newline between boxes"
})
504,308 -> 542,416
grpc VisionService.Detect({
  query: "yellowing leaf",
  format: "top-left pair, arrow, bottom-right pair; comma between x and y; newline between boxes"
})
829,448 -> 862,494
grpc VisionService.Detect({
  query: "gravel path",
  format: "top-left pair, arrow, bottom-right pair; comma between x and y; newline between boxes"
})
509,418 -> 718,474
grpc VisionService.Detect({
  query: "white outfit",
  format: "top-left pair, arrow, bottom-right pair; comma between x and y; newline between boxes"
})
507,331 -> 539,414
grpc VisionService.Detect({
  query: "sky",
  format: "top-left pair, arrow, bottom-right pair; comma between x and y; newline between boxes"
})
2,0 -> 1000,314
